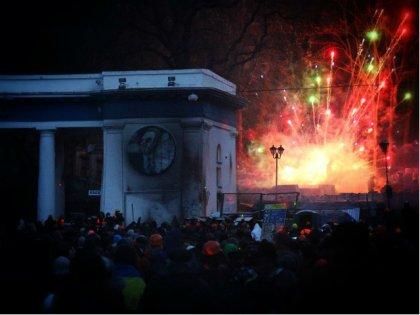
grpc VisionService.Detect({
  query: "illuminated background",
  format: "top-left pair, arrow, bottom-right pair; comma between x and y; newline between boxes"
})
0,0 -> 417,196
237,8 -> 418,193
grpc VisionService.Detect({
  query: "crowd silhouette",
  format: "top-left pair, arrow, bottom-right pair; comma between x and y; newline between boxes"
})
0,204 -> 418,314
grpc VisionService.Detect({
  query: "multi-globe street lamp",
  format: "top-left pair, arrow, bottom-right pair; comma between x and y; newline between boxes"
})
269,145 -> 285,196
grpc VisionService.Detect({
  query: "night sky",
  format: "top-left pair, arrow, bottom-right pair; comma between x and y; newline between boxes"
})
0,0 -> 418,193
0,0 -> 418,142
0,1 -> 417,74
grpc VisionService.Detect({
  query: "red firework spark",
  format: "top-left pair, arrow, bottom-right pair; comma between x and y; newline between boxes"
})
238,9 -> 418,193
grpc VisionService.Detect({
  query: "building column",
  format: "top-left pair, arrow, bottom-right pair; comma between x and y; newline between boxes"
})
100,126 -> 124,215
37,129 -> 56,222
55,137 -> 65,219
202,121 -> 212,216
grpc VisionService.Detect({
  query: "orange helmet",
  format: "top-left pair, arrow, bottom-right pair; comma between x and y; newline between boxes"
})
149,233 -> 163,247
202,240 -> 221,256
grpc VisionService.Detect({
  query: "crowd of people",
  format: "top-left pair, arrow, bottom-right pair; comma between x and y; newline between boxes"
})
0,205 -> 418,313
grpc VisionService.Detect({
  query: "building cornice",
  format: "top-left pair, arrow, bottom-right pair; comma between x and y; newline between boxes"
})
0,69 -> 237,96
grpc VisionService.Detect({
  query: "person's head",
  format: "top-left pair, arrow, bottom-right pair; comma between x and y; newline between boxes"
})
274,230 -> 291,249
223,242 -> 238,257
114,244 -> 137,266
298,234 -> 307,242
71,250 -> 108,284
84,233 -> 101,252
202,240 -> 222,257
52,256 -> 70,278
136,235 -> 148,247
149,233 -> 163,248
260,239 -> 277,256
161,222 -> 170,231
148,219 -> 158,230
77,236 -> 86,248
126,229 -> 135,239
171,216 -> 180,228
278,252 -> 298,272
17,218 -> 25,231
112,234 -> 122,247
201,240 -> 224,268
321,223 -> 332,234
168,247 -> 192,263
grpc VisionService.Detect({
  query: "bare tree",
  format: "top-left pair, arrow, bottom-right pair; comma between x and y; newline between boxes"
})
108,0 -> 276,77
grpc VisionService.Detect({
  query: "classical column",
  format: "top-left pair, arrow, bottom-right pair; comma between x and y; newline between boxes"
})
37,129 -> 56,222
201,121 -> 212,216
55,138 -> 65,219
100,125 -> 124,215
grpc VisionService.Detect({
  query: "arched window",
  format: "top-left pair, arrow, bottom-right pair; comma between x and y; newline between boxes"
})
216,144 -> 222,189
216,144 -> 222,164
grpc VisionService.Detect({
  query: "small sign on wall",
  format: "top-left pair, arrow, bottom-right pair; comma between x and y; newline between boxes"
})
88,190 -> 101,196
264,203 -> 287,210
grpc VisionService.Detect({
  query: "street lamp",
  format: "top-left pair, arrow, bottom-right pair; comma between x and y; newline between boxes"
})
269,145 -> 285,196
379,139 -> 392,210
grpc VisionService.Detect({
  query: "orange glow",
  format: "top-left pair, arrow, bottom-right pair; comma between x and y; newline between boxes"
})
324,47 -> 339,60
239,130 -> 373,193
379,81 -> 386,89
238,9 -> 416,194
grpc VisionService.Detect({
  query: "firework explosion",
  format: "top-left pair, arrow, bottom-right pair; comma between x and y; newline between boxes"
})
238,9 -> 416,193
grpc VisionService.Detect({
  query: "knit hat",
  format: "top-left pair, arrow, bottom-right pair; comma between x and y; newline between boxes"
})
136,235 -> 148,245
77,236 -> 86,248
112,234 -> 122,245
202,240 -> 221,256
149,233 -> 163,247
223,243 -> 238,256
52,256 -> 70,276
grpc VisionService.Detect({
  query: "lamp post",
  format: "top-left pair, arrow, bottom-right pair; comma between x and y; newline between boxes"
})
379,140 -> 392,210
269,145 -> 285,197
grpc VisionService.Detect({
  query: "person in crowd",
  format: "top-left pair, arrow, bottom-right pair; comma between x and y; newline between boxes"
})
141,246 -> 210,313
1,202 -> 418,314
112,243 -> 146,312
48,250 -> 125,313
146,233 -> 168,279
43,256 -> 71,312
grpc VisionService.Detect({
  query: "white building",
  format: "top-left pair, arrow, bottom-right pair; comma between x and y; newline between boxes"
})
0,69 -> 246,224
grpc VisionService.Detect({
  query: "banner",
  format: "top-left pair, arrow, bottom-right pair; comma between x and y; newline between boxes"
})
261,208 -> 287,242
264,203 -> 287,210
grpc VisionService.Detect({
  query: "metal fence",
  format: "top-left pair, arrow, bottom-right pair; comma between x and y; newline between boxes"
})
219,192 -> 300,216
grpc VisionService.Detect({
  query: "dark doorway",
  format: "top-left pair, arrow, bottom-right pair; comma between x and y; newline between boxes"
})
0,129 -> 38,224
59,128 -> 103,218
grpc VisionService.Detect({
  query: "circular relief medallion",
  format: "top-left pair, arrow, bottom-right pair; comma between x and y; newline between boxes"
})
127,126 -> 176,175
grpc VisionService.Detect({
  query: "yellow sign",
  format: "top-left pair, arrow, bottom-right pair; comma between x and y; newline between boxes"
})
264,203 -> 287,210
